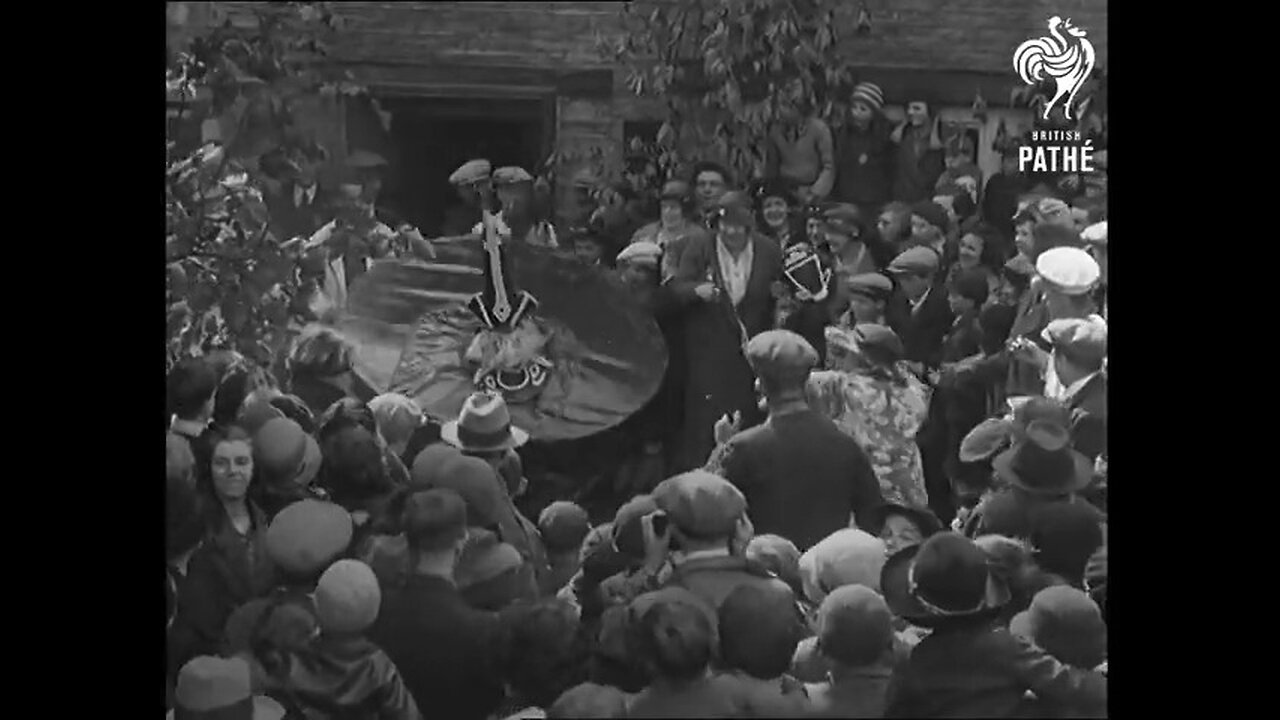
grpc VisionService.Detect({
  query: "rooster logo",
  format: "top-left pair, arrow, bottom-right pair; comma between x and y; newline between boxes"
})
1014,16 -> 1096,120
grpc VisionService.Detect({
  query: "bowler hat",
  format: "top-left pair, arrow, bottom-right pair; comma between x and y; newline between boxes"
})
992,421 -> 1093,496
170,656 -> 285,720
880,532 -> 1010,622
441,392 -> 529,453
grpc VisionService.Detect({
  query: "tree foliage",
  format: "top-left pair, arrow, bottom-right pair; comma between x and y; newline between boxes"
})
165,2 -> 359,371
600,0 -> 864,191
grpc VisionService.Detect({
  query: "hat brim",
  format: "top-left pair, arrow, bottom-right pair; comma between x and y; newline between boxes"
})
881,545 -> 1012,623
959,418 -> 1015,463
991,447 -> 1094,496
440,421 -> 530,453
874,503 -> 944,538
295,435 -> 322,487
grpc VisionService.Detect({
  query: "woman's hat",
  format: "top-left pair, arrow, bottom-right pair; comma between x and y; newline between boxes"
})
992,421 -> 1093,496
853,324 -> 904,365
881,532 -> 1010,622
1009,585 -> 1107,669
170,656 -> 285,720
441,391 -> 529,453
872,503 -> 944,539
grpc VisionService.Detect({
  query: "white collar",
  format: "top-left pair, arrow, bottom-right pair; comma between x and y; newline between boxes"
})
910,287 -> 932,312
675,547 -> 731,564
170,417 -> 208,438
1062,371 -> 1101,402
294,183 -> 316,206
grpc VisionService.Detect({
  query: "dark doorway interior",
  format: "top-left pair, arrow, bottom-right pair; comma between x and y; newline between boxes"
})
375,96 -> 549,236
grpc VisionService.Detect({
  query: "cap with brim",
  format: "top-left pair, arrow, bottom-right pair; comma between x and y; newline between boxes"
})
880,534 -> 1010,623
659,180 -> 691,201
887,246 -> 940,276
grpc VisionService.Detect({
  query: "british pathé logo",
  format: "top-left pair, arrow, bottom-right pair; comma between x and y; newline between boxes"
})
1014,16 -> 1096,121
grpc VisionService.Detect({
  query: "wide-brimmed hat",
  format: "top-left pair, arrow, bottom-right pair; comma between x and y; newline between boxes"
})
441,392 -> 529,453
992,421 -> 1093,496
169,656 -> 285,720
881,532 -> 1010,621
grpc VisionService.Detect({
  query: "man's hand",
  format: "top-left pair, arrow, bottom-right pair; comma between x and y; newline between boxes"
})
714,411 -> 742,445
1008,337 -> 1050,371
694,283 -> 720,302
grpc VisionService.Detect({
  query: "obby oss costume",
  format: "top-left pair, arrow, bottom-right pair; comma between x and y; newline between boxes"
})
334,160 -> 667,443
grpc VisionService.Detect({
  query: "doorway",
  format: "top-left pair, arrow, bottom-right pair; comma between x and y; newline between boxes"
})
363,96 -> 551,236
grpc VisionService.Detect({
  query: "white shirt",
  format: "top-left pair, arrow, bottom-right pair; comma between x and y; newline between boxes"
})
910,287 -> 932,315
293,183 -> 317,208
305,220 -> 384,312
716,237 -> 754,306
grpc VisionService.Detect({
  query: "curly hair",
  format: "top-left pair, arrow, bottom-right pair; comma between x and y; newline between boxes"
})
497,600 -> 589,708
288,324 -> 355,380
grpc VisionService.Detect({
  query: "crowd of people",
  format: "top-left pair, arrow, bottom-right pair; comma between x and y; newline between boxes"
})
166,80 -> 1108,718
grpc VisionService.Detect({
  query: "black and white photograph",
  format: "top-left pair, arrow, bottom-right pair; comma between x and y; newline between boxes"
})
165,2 -> 1108,717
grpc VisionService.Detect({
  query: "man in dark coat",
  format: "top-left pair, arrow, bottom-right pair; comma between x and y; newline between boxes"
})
265,145 -> 331,243
368,489 -> 505,720
884,247 -> 954,375
885,246 -> 956,523
670,196 -> 783,471
834,82 -> 895,217
704,331 -> 883,551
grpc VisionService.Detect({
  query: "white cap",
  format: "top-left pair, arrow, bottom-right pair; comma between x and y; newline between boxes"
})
1035,247 -> 1099,296
616,241 -> 662,268
1081,221 -> 1108,246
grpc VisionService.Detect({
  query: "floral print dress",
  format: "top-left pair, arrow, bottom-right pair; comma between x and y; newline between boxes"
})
806,340 -> 933,507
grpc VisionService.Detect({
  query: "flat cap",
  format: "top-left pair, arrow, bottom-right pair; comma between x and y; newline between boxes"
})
448,159 -> 492,186
616,241 -> 663,269
652,470 -> 747,540
1042,317 -> 1107,367
266,500 -> 354,577
745,329 -> 819,381
910,201 -> 950,232
1036,197 -> 1072,221
315,559 -> 381,634
823,203 -> 862,229
888,246 -> 940,276
538,501 -> 592,553
492,166 -> 534,185
845,272 -> 894,301
1081,221 -> 1108,247
1036,246 -> 1099,295
718,190 -> 753,211
1003,254 -> 1036,277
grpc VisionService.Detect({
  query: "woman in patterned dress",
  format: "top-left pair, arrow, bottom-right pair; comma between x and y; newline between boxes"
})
805,324 -> 932,508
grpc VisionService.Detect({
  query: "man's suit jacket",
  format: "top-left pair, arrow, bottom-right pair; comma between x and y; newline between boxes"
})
1067,373 -> 1107,461
672,232 -> 783,338
268,181 -> 330,242
884,283 -> 954,370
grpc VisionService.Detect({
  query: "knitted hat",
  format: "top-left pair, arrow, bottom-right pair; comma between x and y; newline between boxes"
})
314,559 -> 381,634
849,82 -> 885,112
